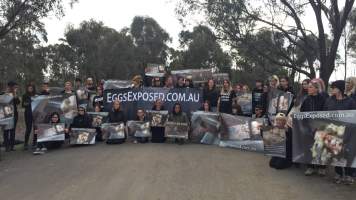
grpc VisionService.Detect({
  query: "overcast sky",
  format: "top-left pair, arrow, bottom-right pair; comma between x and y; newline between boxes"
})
43,0 -> 356,81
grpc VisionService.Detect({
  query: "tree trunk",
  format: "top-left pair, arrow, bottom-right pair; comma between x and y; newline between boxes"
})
319,60 -> 334,87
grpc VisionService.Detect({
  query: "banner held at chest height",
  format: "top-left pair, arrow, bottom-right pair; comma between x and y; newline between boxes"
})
104,87 -> 203,120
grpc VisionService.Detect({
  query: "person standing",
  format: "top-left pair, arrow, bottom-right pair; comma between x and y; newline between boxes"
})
217,80 -> 236,114
3,81 -> 20,152
22,84 -> 36,150
324,80 -> 356,185
252,80 -> 267,114
300,80 -> 327,176
203,79 -> 219,112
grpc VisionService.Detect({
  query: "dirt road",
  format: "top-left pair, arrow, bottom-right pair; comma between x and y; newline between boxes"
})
0,143 -> 355,200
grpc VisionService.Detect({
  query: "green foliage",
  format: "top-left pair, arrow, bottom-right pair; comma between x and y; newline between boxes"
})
169,25 -> 232,73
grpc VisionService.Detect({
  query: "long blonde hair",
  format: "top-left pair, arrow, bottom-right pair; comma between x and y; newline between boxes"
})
346,77 -> 356,96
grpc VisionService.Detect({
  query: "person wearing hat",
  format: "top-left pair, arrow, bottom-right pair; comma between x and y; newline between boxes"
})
324,80 -> 356,185
3,81 -> 21,151
300,79 -> 327,176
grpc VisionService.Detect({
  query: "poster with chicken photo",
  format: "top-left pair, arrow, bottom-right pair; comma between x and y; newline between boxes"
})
0,94 -> 14,128
293,111 -> 356,167
165,121 -> 189,139
127,121 -> 151,138
76,88 -> 89,108
268,92 -> 293,115
262,126 -> 286,158
36,123 -> 65,143
70,128 -> 97,145
32,95 -> 77,124
146,110 -> 168,127
87,112 -> 109,128
190,111 -> 221,145
236,93 -> 253,115
219,114 -> 264,152
102,123 -> 126,140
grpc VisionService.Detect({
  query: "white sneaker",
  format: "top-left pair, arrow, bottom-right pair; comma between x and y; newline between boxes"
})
33,148 -> 43,155
343,176 -> 354,185
304,168 -> 315,176
41,147 -> 47,152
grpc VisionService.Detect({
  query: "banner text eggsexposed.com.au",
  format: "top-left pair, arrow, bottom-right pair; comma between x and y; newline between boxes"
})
106,91 -> 201,103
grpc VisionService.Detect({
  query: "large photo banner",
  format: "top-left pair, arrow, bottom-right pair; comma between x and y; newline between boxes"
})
32,95 -> 77,124
190,111 -> 221,145
0,94 -> 14,129
104,87 -> 203,120
36,123 -> 65,143
293,111 -> 356,167
219,114 -> 264,152
171,69 -> 213,87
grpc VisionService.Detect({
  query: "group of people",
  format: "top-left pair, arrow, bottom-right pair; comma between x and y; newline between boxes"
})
2,73 -> 356,186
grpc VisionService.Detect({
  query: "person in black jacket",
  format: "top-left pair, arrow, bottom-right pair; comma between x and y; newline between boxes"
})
324,80 -> 356,185
92,86 -> 104,110
217,80 -> 236,114
252,80 -> 267,114
3,81 -> 20,152
70,106 -> 92,129
22,84 -> 36,150
300,80 -> 327,176
107,100 -> 126,144
203,79 -> 219,112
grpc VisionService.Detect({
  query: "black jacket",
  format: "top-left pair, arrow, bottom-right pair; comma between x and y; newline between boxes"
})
324,96 -> 356,111
108,109 -> 126,123
252,88 -> 267,112
300,94 -> 326,112
203,88 -> 219,107
70,114 -> 92,129
22,93 -> 35,114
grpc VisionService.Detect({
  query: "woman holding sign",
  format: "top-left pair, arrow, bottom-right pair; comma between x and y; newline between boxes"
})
33,112 -> 65,155
324,80 -> 356,185
107,100 -> 127,144
167,103 -> 189,145
300,79 -> 327,176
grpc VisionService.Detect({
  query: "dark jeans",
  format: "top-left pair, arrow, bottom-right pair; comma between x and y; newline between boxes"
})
3,129 -> 15,150
24,113 -> 35,146
335,167 -> 355,176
